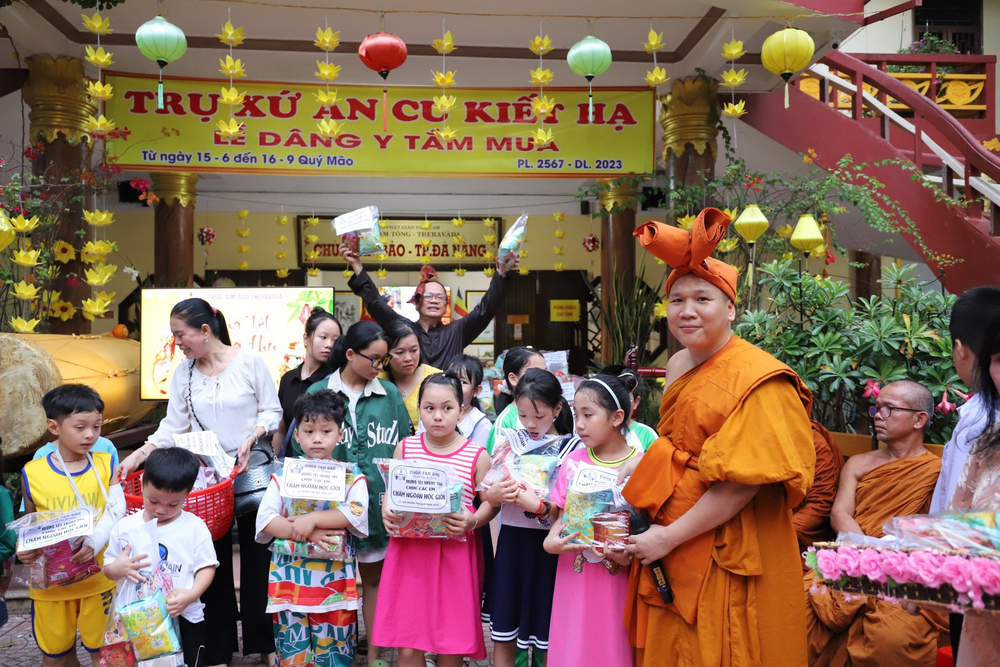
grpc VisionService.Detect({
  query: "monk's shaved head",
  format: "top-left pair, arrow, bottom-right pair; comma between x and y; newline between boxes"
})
882,380 -> 935,417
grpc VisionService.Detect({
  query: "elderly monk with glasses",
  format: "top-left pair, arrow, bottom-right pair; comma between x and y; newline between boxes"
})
806,379 -> 947,666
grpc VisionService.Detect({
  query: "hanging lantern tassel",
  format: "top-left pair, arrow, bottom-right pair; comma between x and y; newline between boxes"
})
586,75 -> 595,122
157,60 -> 167,110
782,73 -> 791,109
379,71 -> 389,131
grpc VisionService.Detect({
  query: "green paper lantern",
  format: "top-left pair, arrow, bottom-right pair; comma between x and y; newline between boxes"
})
135,16 -> 187,110
567,35 -> 612,122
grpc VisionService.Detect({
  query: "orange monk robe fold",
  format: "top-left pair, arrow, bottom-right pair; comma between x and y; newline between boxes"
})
794,421 -> 845,548
623,336 -> 816,667
805,452 -> 947,667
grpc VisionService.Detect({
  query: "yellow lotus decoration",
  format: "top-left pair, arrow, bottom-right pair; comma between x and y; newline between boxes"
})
484,250 -> 496,261
531,95 -> 557,118
82,12 -> 112,35
50,299 -> 77,322
53,240 -> 76,263
315,61 -> 341,82
453,235 -> 465,243
305,216 -> 320,227
777,224 -> 794,238
643,29 -> 665,53
452,217 -> 465,228
217,21 -> 245,47
717,238 -> 740,253
554,230 -> 565,239
482,267 -> 495,278
529,35 -> 553,55
276,235 -> 288,244
376,253 -> 388,262
677,214 -> 697,230
518,266 -> 530,275
431,70 -> 457,88
722,100 -> 747,118
216,119 -> 244,141
645,67 -> 669,88
275,251 -> 287,259
14,281 -> 40,300
10,316 -> 40,332
453,251 -> 465,260
554,263 -> 566,272
85,46 -> 114,69
432,30 -> 456,54
85,115 -> 116,137
276,215 -> 289,225
237,245 -> 250,253
84,263 -> 116,286
219,55 -> 247,79
275,269 -> 290,278
342,268 -> 353,278
484,234 -> 496,244
305,234 -> 319,244
236,228 -> 251,238
315,89 -> 340,108
237,209 -> 250,220
238,261 -> 250,270
305,250 -> 320,261
530,127 -> 555,147
219,87 -> 246,107
307,267 -> 320,277
314,27 -> 340,52
87,81 -> 113,101
434,126 -> 457,142
12,248 -> 40,266
722,39 -> 745,60
520,249 -> 529,258
432,94 -> 457,116
553,212 -> 565,223
483,218 -> 496,229
420,238 -> 431,247
529,67 -> 553,87
553,245 -> 565,255
82,240 -> 114,257
11,215 -> 41,233
376,268 -> 388,279
421,220 -> 432,230
317,120 -> 344,139
721,68 -> 747,88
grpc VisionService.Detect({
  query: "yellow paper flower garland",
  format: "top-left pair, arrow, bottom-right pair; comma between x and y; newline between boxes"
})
528,30 -> 555,147
643,27 -> 669,89
216,13 -> 246,142
432,22 -> 458,143
237,209 -> 249,269
314,19 -> 342,140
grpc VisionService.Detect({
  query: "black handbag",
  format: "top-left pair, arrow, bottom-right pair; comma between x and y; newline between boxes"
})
233,441 -> 278,517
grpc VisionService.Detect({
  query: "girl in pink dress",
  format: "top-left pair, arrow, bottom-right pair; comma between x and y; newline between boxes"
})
544,373 -> 638,667
373,372 -> 496,667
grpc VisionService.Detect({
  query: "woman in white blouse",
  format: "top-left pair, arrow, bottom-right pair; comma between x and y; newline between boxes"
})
118,298 -> 282,667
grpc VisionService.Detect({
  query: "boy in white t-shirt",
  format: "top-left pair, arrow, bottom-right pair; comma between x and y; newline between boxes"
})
104,448 -> 219,667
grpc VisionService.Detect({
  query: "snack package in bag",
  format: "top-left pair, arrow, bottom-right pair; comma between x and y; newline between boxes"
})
10,507 -> 100,589
478,430 -> 564,500
335,205 -> 386,256
117,588 -> 183,660
883,511 -> 1000,554
560,462 -> 631,547
271,460 -> 359,559
592,512 -> 631,550
497,213 -> 527,272
375,458 -> 467,541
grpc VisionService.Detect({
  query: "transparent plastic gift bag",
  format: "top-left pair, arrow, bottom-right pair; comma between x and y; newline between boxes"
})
559,461 -> 632,547
375,458 -> 468,540
9,507 -> 101,590
477,430 -> 564,501
496,214 -> 527,272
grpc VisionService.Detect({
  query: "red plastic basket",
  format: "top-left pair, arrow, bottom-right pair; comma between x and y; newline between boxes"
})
122,469 -> 237,541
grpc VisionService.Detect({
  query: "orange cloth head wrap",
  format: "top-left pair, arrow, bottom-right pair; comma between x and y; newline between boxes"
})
633,207 -> 739,301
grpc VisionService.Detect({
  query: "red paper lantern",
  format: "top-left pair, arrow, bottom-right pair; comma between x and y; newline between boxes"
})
358,31 -> 407,131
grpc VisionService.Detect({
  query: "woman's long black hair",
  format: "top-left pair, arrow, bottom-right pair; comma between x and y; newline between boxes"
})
975,315 -> 1000,454
171,298 -> 231,345
382,318 -> 421,383
447,354 -> 485,410
496,347 -> 545,414
328,321 -> 388,371
304,306 -> 342,339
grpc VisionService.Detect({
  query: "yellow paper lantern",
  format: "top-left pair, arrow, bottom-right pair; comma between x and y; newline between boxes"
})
733,204 -> 769,244
761,26 -> 814,108
790,214 -> 824,257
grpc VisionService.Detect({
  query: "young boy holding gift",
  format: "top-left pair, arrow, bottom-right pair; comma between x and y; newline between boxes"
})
103,447 -> 218,667
18,384 -> 125,666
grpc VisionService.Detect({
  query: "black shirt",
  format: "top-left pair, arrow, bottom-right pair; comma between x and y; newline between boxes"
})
347,268 -> 509,369
277,362 -> 334,430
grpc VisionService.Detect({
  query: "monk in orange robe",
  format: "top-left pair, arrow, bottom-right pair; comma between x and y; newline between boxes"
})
622,207 -> 816,667
794,421 -> 845,548
806,380 -> 947,666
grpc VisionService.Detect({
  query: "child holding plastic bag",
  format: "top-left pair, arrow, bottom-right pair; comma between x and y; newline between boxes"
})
257,390 -> 369,667
17,385 -> 125,665
480,368 -> 577,667
103,448 -> 218,666
543,374 -> 638,667
375,373 -> 496,666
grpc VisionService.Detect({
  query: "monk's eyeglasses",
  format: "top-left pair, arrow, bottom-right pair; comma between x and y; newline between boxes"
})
868,405 -> 924,419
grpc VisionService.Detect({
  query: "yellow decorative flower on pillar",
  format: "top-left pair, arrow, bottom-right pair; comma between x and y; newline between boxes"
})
12,248 -> 41,266
13,281 -> 40,300
50,299 -> 77,321
84,263 -> 116,286
53,240 -> 76,263
10,316 -> 40,332
85,115 -> 116,136
11,215 -> 41,233
83,210 -> 113,227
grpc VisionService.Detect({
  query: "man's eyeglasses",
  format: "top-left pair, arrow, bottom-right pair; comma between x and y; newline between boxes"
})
356,351 -> 392,369
868,405 -> 925,419
421,293 -> 447,303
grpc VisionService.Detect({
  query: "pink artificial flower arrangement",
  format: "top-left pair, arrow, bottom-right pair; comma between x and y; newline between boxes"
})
881,550 -> 913,585
837,546 -> 864,578
859,548 -> 887,584
908,550 -> 946,588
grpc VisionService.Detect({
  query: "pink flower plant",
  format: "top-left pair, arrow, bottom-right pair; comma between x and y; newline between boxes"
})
863,380 -> 881,399
936,389 -> 957,415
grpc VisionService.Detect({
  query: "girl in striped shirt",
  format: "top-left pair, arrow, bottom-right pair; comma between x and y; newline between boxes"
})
373,372 -> 497,667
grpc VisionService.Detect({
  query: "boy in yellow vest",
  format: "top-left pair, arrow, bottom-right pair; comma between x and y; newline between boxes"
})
17,384 -> 125,666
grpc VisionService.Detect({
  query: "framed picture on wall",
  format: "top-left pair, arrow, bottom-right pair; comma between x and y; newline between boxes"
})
334,291 -> 362,327
466,290 -> 493,344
